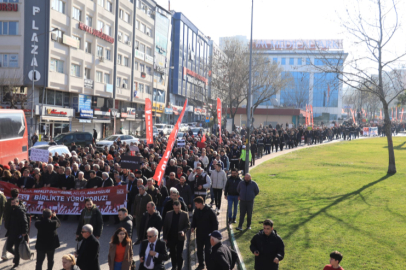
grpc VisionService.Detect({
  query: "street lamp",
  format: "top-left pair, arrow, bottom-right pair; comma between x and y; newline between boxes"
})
30,27 -> 59,145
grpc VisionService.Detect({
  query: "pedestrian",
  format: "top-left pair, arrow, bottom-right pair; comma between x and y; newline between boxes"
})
224,168 -> 242,224
191,196 -> 219,270
75,224 -> 100,270
209,163 -> 227,215
189,167 -> 211,201
93,129 -> 98,144
31,132 -> 39,146
139,202 -> 162,243
175,176 -> 193,211
132,185 -> 152,245
117,208 -> 133,240
139,227 -> 169,270
323,251 -> 345,270
162,200 -> 190,270
35,209 -> 61,270
61,254 -> 80,270
239,145 -> 251,174
249,219 -> 284,270
76,198 -> 103,240
207,230 -> 236,270
5,197 -> 28,269
236,173 -> 259,231
108,227 -> 133,270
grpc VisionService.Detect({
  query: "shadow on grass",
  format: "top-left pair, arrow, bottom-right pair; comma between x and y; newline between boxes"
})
283,174 -> 393,241
383,141 -> 406,150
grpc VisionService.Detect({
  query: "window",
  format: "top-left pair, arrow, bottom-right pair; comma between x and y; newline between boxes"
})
119,9 -> 123,19
139,43 -> 145,52
71,64 -> 80,77
306,58 -> 311,65
97,20 -> 104,31
140,23 -> 146,33
124,12 -> 130,23
86,15 -> 92,27
97,0 -> 104,7
123,79 -> 128,88
73,36 -> 81,49
289,58 -> 294,65
106,49 -> 111,60
118,31 -> 122,42
117,54 -> 122,65
84,68 -> 91,79
147,7 -> 152,17
106,1 -> 112,12
146,47 -> 152,56
0,54 -> 18,68
146,66 -> 152,75
104,73 -> 110,84
0,113 -> 26,141
85,42 -> 91,53
124,56 -> 129,67
52,0 -> 65,14
146,27 -> 152,36
55,91 -> 63,106
50,58 -> 64,73
139,84 -> 144,93
135,20 -> 139,29
105,25 -> 112,36
135,41 -> 139,49
281,58 -> 286,65
96,71 -> 102,82
116,77 -> 121,87
97,45 -> 103,57
134,61 -> 138,70
124,34 -> 130,44
72,7 -> 81,21
145,85 -> 151,94
297,58 -> 302,65
140,64 -> 144,72
272,58 -> 277,64
0,22 -> 19,35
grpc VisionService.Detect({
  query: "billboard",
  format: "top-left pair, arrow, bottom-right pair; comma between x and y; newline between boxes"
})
155,10 -> 170,62
254,39 -> 343,51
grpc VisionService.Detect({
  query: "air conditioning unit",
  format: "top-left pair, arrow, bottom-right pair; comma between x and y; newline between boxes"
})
127,41 -> 131,46
99,56 -> 104,62
122,83 -> 127,89
118,35 -> 122,41
51,33 -> 58,41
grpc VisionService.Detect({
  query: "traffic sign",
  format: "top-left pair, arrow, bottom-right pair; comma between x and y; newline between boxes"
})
205,116 -> 210,123
28,70 -> 41,82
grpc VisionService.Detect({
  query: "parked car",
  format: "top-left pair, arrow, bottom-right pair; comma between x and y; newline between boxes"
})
153,126 -> 158,137
180,124 -> 189,132
53,132 -> 93,147
191,127 -> 204,136
29,145 -> 72,159
96,135 -> 139,150
155,124 -> 166,134
177,132 -> 185,138
187,122 -> 197,128
163,125 -> 174,135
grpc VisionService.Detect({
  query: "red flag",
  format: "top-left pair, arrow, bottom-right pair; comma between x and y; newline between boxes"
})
351,109 -> 356,123
153,99 -> 188,186
145,98 -> 153,145
201,134 -> 206,143
217,98 -> 222,144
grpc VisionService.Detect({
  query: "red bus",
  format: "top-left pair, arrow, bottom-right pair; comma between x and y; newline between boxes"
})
0,109 -> 29,165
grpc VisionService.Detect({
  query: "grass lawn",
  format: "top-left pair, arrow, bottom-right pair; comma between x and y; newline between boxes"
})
234,137 -> 406,270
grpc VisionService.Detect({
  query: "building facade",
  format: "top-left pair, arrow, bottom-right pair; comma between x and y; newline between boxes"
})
0,0 -> 171,142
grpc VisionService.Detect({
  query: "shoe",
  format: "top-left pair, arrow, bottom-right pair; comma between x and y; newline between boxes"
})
133,240 -> 141,245
1,256 -> 8,261
216,211 -> 220,215
236,227 -> 243,231
196,264 -> 205,270
247,226 -> 251,230
11,264 -> 19,269
232,219 -> 237,223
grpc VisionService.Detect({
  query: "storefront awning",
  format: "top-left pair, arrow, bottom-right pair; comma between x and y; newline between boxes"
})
92,119 -> 111,123
41,116 -> 70,122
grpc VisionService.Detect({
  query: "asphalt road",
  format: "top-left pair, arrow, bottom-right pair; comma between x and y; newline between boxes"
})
0,215 -> 188,270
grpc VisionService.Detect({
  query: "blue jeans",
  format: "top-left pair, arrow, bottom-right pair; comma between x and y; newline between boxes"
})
227,195 -> 239,220
114,261 -> 122,270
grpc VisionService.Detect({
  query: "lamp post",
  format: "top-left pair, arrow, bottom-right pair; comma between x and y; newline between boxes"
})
245,0 -> 254,174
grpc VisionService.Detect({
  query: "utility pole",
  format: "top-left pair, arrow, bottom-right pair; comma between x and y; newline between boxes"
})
245,0 -> 254,174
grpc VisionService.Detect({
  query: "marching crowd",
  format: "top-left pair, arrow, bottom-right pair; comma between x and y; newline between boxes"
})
0,122 -> 365,270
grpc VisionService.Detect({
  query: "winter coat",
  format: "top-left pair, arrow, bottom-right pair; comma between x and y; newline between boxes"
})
108,242 -> 133,270
237,180 -> 259,202
138,211 -> 163,241
191,204 -> 218,237
209,169 -> 227,190
224,176 -> 243,196
35,216 -> 61,250
76,205 -> 103,237
250,229 -> 285,270
118,215 -> 133,239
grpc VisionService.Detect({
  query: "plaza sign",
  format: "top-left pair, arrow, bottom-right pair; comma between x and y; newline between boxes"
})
254,39 -> 343,51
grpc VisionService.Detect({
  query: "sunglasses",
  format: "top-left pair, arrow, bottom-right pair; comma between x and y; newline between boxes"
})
147,235 -> 155,238
81,231 -> 88,234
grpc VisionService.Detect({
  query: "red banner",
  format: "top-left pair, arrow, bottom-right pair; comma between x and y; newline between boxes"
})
153,99 -> 188,186
0,182 -> 127,215
217,98 -> 222,144
145,98 -> 153,145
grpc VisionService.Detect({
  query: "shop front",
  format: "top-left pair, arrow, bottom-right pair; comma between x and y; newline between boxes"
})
71,94 -> 95,133
38,105 -> 74,139
93,109 -> 111,139
126,107 -> 144,136
152,102 -> 164,124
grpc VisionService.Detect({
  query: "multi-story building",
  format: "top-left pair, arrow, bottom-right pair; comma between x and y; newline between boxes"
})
0,0 -> 171,141
168,12 -> 210,124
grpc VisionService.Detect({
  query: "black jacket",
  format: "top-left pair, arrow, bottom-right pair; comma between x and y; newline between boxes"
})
139,239 -> 169,270
191,204 -> 218,237
86,176 -> 103,188
208,242 -> 233,270
101,177 -> 114,187
5,205 -> 28,238
224,176 -> 242,196
76,206 -> 103,237
35,216 -> 61,250
59,174 -> 75,189
175,183 -> 193,207
118,215 -> 133,239
42,171 -> 57,186
77,234 -> 100,270
249,230 -> 285,270
162,198 -> 187,222
17,176 -> 35,189
139,211 -> 163,241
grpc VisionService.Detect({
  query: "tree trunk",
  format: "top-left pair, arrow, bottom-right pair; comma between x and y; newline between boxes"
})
383,104 -> 396,174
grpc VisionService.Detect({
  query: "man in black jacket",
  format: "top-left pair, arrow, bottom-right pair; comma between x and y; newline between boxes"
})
17,169 -> 35,189
86,170 -> 103,189
175,176 -> 193,211
5,197 -> 28,268
117,208 -> 133,239
208,230 -> 235,270
75,224 -> 100,270
139,202 -> 162,242
35,209 -> 61,270
191,196 -> 219,270
224,168 -> 242,224
101,172 -> 114,187
250,219 -> 284,270
60,167 -> 75,190
42,164 -> 57,187
139,227 -> 169,270
76,198 -> 103,240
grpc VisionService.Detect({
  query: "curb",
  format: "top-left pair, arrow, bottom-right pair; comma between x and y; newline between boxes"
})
228,224 -> 246,270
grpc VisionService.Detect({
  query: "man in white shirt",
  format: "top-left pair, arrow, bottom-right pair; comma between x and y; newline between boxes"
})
139,227 -> 169,270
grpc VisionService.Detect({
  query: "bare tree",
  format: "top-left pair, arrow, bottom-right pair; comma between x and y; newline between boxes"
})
0,70 -> 27,109
308,0 -> 406,174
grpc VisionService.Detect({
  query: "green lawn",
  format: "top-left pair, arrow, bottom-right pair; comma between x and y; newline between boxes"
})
234,137 -> 406,270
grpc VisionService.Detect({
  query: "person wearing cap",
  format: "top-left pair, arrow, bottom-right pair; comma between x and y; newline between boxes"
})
208,230 -> 236,270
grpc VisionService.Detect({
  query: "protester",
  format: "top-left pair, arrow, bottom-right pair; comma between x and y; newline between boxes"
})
209,163 -> 227,215
162,188 -> 187,221
117,208 -> 133,240
108,227 -> 133,270
76,198 -> 103,240
175,176 -> 193,211
323,251 -> 345,270
236,173 -> 259,231
35,208 -> 61,270
61,254 -> 80,270
139,227 -> 169,270
162,200 -> 190,270
139,202 -> 162,242
250,219 -> 284,270
188,167 -> 211,201
132,185 -> 152,245
75,224 -> 100,270
224,168 -> 242,224
207,230 -> 236,270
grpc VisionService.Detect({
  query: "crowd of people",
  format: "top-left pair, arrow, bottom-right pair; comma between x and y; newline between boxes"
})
0,121 -> 371,270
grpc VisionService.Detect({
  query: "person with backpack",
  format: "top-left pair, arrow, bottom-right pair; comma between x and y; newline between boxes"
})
207,230 -> 237,270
